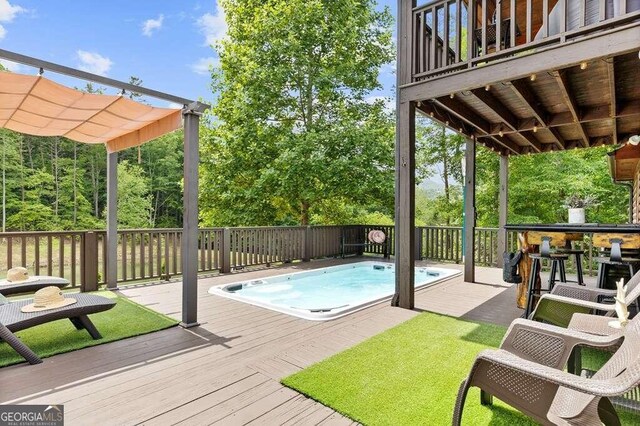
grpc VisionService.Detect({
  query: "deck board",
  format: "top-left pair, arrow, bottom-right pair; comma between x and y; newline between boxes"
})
0,259 -> 526,425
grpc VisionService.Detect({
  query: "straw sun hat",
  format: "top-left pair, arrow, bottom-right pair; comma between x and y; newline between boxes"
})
21,286 -> 77,313
368,230 -> 386,244
5,267 -> 38,284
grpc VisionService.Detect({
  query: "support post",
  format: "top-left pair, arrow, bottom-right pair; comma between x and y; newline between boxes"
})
394,100 -> 416,309
181,103 -> 208,328
393,0 -> 417,309
496,155 -> 509,267
464,138 -> 476,283
106,151 -> 118,290
221,228 -> 231,273
82,231 -> 98,292
303,226 -> 312,262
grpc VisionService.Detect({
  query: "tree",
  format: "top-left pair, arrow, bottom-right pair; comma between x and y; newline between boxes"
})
415,117 -> 465,225
201,0 -> 396,226
105,160 -> 153,229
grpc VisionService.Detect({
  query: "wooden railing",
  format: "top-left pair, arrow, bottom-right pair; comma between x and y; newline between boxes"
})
0,225 -> 599,291
412,0 -> 640,81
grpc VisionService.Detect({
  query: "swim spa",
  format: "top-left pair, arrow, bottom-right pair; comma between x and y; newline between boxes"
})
208,261 -> 460,320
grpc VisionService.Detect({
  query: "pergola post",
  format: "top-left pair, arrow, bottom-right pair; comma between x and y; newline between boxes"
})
106,151 -> 118,290
464,138 -> 476,283
180,102 -> 208,328
496,155 -> 509,268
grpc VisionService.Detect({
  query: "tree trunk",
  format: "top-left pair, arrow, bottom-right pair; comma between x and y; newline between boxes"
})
300,201 -> 310,226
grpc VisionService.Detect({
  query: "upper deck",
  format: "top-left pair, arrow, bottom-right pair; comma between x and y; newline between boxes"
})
397,0 -> 640,155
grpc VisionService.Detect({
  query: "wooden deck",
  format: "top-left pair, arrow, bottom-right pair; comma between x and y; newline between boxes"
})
0,258 -> 529,425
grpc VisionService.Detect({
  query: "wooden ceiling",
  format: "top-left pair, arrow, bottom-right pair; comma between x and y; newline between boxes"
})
416,51 -> 640,155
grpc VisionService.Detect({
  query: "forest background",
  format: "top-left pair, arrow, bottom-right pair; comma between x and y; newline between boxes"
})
0,0 -> 628,232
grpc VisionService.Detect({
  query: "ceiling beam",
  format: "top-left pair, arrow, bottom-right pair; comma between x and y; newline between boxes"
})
510,78 -> 566,148
516,131 -> 543,153
432,96 -> 521,154
417,102 -> 515,155
510,79 -> 549,126
433,96 -> 492,134
552,70 -> 590,148
548,127 -> 567,149
471,88 -> 542,153
606,58 -> 618,145
471,88 -> 519,130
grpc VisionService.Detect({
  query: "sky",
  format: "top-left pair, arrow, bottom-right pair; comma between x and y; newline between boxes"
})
0,0 -> 398,108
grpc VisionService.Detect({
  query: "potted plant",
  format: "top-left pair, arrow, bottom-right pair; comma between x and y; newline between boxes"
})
563,195 -> 598,224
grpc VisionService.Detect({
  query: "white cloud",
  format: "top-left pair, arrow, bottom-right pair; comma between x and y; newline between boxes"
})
76,50 -> 113,76
196,4 -> 227,46
0,0 -> 25,22
142,14 -> 164,37
0,0 -> 26,40
0,58 -> 23,72
191,56 -> 219,75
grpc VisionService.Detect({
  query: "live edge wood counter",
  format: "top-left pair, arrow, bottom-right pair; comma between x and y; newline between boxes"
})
504,224 -> 640,310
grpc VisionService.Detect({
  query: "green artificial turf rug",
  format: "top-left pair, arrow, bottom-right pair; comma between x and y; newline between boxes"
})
0,291 -> 177,367
282,312 -> 639,425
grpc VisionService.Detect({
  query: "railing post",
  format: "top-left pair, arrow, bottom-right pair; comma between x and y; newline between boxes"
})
303,226 -> 312,262
415,227 -> 422,260
82,231 -> 98,292
221,227 -> 231,273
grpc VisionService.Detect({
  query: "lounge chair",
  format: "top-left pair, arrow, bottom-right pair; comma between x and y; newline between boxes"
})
453,317 -> 640,425
529,269 -> 640,327
0,276 -> 70,296
0,294 -> 116,365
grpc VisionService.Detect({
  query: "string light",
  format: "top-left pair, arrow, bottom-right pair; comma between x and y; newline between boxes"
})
450,93 -> 455,99
580,62 -> 588,70
533,121 -> 538,133
530,74 -> 536,82
485,85 -> 491,91
445,120 -> 449,126
430,111 -> 434,117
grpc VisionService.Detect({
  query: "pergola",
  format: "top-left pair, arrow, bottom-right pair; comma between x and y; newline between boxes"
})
0,49 -> 209,327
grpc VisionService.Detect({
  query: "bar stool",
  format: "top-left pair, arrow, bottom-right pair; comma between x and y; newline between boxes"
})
524,236 -> 570,318
595,237 -> 640,289
555,245 -> 586,286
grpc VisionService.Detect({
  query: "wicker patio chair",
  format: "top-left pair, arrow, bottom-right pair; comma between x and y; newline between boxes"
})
453,318 -> 640,425
529,269 -> 640,327
0,294 -> 116,365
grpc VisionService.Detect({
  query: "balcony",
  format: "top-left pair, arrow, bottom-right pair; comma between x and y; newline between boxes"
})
412,0 -> 640,82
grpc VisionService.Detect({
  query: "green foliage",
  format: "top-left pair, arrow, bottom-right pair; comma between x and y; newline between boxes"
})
415,118 -> 464,225
201,0 -> 396,226
108,160 -> 153,229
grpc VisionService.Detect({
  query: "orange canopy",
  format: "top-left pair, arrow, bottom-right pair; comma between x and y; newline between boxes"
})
0,72 -> 182,152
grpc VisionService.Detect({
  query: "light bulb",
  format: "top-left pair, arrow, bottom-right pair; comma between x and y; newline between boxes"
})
580,62 -> 588,70
485,85 -> 490,91
499,130 -> 504,137
530,74 -> 536,81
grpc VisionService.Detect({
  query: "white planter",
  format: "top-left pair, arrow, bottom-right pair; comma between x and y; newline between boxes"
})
568,208 -> 585,224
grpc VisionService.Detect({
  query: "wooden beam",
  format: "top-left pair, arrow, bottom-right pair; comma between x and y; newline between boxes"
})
420,101 -> 519,155
400,23 -> 640,102
515,131 -> 543,153
510,79 -> 549,126
510,78 -> 566,149
496,155 -> 508,268
464,138 -> 476,283
434,96 -> 492,134
394,101 -> 415,309
553,70 -> 589,148
548,127 -> 566,150
606,58 -> 618,145
471,88 -> 519,130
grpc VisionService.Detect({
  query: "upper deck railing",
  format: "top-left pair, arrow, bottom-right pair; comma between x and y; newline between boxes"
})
411,0 -> 640,81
